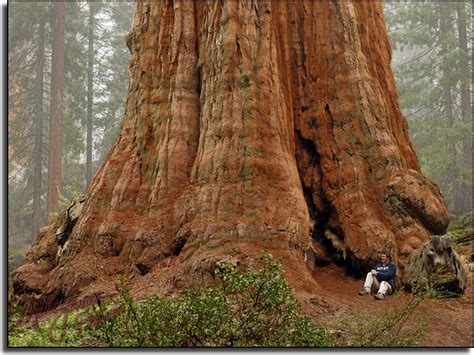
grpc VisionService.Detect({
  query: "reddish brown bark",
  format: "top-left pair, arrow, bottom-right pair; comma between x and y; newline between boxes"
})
47,1 -> 65,214
13,1 -> 448,313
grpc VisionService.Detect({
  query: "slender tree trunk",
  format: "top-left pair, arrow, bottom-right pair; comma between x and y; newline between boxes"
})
86,4 -> 94,186
456,3 -> 472,214
440,7 -> 460,214
47,1 -> 65,215
14,1 -> 449,313
32,19 -> 45,241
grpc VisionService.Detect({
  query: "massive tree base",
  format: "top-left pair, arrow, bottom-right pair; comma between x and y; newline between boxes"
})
12,1 -> 449,314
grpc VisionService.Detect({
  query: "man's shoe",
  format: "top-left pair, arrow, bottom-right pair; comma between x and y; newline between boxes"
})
374,292 -> 385,300
358,287 -> 370,296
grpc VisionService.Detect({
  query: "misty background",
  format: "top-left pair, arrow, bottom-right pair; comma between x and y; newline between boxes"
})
7,1 -> 472,269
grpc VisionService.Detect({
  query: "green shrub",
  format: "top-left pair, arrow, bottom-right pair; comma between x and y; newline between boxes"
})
8,309 -> 46,347
93,252 -> 333,347
8,252 -> 428,348
8,307 -> 95,347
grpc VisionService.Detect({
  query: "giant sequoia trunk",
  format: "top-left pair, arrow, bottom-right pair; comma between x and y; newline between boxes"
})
13,1 -> 449,313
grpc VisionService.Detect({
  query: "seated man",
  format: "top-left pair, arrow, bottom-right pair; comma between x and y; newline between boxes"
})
358,251 -> 397,300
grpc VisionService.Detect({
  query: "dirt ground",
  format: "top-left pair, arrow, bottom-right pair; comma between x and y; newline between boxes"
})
307,263 -> 472,347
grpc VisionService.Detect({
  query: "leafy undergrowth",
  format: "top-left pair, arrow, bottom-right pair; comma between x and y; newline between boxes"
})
8,307 -> 97,347
8,252 -> 426,348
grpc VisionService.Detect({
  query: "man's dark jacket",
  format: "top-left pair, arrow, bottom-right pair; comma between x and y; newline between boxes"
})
374,261 -> 397,291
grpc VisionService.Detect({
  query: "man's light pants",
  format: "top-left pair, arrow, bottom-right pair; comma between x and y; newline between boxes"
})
364,273 -> 393,295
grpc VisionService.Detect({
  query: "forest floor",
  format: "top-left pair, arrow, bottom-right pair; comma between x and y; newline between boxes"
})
307,260 -> 472,347
12,244 -> 472,348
